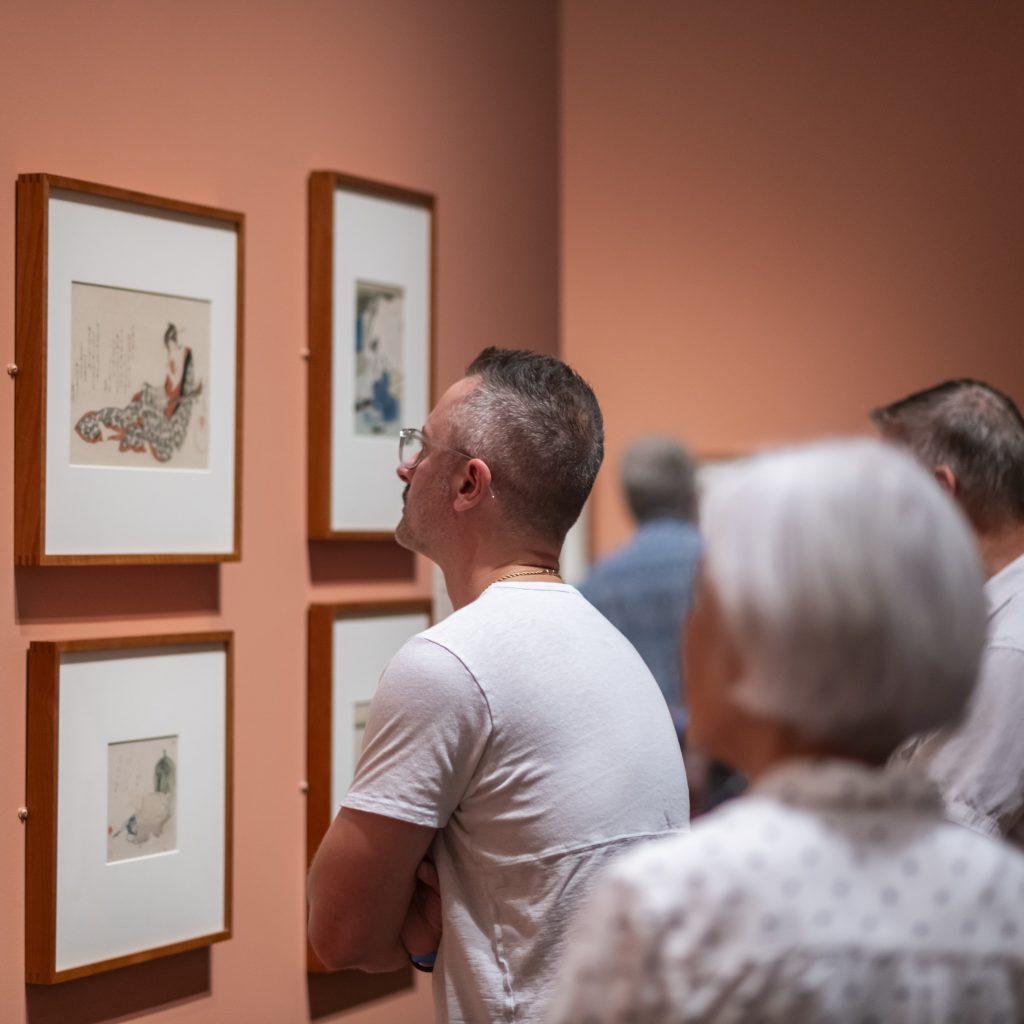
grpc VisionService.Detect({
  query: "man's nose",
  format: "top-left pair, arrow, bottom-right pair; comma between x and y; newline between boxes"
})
397,463 -> 412,483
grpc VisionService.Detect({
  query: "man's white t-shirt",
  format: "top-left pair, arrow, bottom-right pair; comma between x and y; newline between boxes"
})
344,582 -> 689,1023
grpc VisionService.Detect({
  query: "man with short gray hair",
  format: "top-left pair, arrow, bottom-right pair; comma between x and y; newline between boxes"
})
309,348 -> 688,1022
872,378 -> 1024,847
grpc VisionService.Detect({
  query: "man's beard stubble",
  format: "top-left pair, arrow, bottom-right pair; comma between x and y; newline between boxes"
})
395,484 -> 413,551
395,477 -> 452,559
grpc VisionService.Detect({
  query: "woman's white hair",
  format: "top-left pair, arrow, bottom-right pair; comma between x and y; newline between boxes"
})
702,438 -> 987,759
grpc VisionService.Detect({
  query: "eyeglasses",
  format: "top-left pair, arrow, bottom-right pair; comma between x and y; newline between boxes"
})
398,427 -> 473,469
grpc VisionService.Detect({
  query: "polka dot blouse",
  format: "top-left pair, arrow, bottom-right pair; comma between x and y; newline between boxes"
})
547,759 -> 1024,1023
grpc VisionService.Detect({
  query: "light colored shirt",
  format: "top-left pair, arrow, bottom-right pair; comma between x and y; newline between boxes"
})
548,759 -> 1024,1023
344,582 -> 689,1024
903,550 -> 1024,846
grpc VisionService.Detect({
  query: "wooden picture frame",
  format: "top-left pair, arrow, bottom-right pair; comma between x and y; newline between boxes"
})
306,599 -> 431,976
15,174 -> 244,564
25,632 -> 233,984
308,171 -> 435,539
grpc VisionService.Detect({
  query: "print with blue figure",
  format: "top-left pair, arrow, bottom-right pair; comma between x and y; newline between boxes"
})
354,280 -> 405,436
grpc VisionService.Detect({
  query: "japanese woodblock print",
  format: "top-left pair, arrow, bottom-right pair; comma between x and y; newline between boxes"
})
70,283 -> 211,469
354,280 -> 404,436
107,735 -> 178,863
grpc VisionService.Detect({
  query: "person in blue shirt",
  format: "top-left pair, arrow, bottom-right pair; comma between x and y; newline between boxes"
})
580,436 -> 702,737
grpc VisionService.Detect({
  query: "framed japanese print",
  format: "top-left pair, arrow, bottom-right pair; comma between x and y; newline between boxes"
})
25,633 -> 233,983
306,599 -> 431,973
15,174 -> 244,564
308,172 -> 434,538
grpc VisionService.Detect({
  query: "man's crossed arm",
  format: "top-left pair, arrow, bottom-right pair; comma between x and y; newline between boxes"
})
307,807 -> 440,972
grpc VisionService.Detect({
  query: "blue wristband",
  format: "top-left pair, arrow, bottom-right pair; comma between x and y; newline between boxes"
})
409,950 -> 437,973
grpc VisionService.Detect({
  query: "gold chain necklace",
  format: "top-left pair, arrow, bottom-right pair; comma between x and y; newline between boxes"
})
492,567 -> 562,584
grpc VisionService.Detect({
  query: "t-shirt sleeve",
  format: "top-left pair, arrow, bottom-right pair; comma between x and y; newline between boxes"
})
342,635 -> 492,829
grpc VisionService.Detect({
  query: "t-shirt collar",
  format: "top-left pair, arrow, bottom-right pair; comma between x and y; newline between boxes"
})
985,550 -> 1024,620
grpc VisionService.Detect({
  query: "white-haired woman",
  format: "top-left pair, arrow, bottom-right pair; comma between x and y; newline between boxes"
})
549,439 -> 1024,1023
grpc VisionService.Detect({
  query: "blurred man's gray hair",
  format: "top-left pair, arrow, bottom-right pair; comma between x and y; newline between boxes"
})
870,379 -> 1024,533
701,439 -> 987,761
621,436 -> 697,524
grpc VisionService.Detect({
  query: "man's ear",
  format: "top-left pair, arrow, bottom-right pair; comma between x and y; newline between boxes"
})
452,458 -> 493,513
933,464 -> 957,497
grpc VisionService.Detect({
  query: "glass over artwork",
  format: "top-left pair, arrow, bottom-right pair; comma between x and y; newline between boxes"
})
107,735 -> 178,864
70,282 -> 211,469
352,699 -> 371,773
354,280 -> 404,436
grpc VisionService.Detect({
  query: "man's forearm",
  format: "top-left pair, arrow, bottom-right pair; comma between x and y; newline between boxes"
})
308,907 -> 411,973
306,807 -> 439,973
349,940 -> 409,974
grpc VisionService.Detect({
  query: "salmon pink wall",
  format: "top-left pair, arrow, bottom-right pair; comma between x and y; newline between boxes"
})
562,1 -> 1024,552
6,2 -> 1023,1018
0,2 -> 558,1022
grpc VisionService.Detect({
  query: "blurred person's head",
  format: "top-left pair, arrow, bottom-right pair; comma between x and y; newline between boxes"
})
870,379 -> 1024,536
621,436 -> 697,525
685,439 -> 987,773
